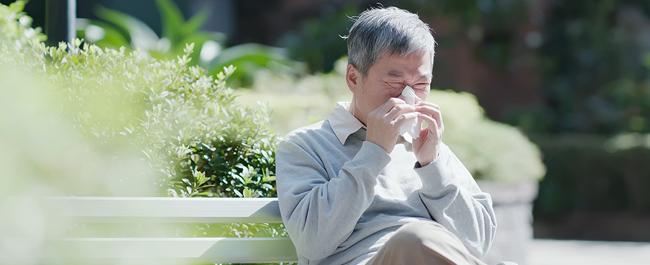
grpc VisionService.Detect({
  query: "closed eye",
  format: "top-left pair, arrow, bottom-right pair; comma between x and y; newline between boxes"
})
413,83 -> 430,90
384,81 -> 404,89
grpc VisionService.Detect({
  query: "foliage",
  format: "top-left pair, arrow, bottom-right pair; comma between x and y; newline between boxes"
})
76,0 -> 299,86
3,0 -> 279,198
533,134 -> 650,220
1,2 -> 156,263
508,0 -> 650,135
46,42 -> 278,198
77,0 -> 223,63
280,4 -> 357,73
239,56 -> 545,182
0,0 -> 45,65
235,57 -> 351,134
0,1 -> 138,197
431,89 -> 546,182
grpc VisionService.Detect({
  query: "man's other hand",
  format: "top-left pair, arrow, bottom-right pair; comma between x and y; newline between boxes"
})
366,98 -> 418,154
413,101 -> 444,166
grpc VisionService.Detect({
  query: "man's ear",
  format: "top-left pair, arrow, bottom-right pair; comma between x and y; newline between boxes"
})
346,64 -> 360,92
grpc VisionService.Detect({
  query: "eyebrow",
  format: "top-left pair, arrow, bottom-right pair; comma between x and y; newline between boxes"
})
387,70 -> 403,77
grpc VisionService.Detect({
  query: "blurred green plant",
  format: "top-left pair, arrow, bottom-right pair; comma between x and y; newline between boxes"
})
76,0 -> 300,86
507,0 -> 650,135
280,4 -> 357,73
235,57 -> 351,134
1,2 -> 156,263
533,134 -> 650,221
430,89 -> 546,182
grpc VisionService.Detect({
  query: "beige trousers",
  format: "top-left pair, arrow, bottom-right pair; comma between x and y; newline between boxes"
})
367,221 -> 487,265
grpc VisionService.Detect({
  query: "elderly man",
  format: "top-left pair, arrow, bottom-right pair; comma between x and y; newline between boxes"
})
276,6 -> 497,265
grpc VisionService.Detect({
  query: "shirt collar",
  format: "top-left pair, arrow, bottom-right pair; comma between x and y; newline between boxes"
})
328,102 -> 365,145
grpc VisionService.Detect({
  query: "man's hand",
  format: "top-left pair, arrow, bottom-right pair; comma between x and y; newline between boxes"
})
413,102 -> 444,166
365,98 -> 418,154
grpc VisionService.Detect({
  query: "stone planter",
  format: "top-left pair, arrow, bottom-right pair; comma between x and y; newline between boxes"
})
477,180 -> 539,265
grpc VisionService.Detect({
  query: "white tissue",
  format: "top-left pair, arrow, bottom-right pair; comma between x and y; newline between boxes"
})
399,86 -> 419,139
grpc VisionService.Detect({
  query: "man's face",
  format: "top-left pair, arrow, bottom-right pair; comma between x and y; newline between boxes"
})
347,51 -> 432,125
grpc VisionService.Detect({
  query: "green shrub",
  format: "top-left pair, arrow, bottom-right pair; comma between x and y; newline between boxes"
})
235,57 -> 351,134
533,134 -> 650,219
44,41 -> 278,198
2,1 -> 279,198
431,90 -> 546,182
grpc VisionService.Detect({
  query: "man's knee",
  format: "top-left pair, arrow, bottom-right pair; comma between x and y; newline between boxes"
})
391,221 -> 461,246
383,221 -> 449,255
387,222 -> 430,247
382,221 -> 483,265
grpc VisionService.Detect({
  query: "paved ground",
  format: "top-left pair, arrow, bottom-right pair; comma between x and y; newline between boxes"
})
528,239 -> 650,265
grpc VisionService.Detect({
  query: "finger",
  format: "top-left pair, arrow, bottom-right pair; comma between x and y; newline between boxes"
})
415,103 -> 441,113
416,106 -> 442,128
416,101 -> 439,108
392,112 -> 419,127
385,101 -> 415,121
418,113 -> 443,134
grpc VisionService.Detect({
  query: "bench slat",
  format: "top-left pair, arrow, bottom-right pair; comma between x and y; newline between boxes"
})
45,237 -> 298,263
46,197 -> 284,223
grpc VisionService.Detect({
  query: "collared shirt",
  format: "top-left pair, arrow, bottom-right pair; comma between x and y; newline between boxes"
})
328,102 -> 365,145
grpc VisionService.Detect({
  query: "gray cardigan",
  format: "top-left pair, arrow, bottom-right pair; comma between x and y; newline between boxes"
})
276,110 -> 496,265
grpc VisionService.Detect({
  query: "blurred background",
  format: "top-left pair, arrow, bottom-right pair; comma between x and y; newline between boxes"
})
1,0 -> 650,264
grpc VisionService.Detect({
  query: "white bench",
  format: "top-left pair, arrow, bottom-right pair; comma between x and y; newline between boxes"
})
42,197 -> 517,265
42,197 -> 298,264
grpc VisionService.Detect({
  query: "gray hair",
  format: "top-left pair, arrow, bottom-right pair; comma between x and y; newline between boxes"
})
344,7 -> 436,77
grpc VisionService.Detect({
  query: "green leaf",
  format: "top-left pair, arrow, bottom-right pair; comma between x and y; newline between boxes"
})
155,0 -> 184,43
94,5 -> 160,50
208,43 -> 290,69
182,8 -> 210,37
177,32 -> 227,66
193,170 -> 208,185
194,191 -> 213,197
207,43 -> 295,84
81,20 -> 131,49
243,187 -> 255,198
643,52 -> 650,70
8,1 -> 25,13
